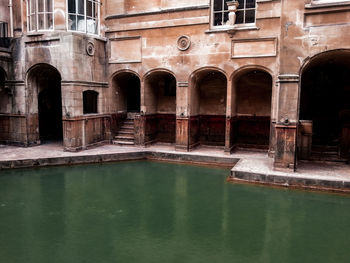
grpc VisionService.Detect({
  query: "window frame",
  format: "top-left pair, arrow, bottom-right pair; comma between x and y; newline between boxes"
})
66,0 -> 101,36
210,0 -> 256,29
236,0 -> 257,26
26,0 -> 55,32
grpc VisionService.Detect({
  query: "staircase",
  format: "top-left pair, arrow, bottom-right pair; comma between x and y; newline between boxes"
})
309,145 -> 348,163
113,117 -> 135,146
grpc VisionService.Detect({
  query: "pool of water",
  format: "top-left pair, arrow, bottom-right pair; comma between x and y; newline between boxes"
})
0,161 -> 350,262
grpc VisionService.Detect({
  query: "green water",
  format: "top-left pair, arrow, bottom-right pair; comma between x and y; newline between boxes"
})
0,161 -> 350,263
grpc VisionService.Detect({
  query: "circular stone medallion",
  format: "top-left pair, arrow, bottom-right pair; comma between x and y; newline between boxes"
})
86,41 -> 95,56
177,35 -> 191,51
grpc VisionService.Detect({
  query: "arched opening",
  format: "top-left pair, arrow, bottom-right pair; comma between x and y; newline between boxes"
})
144,71 -> 176,143
299,51 -> 350,161
83,90 -> 98,114
112,72 -> 140,113
190,69 -> 227,147
27,64 -> 63,143
234,69 -> 272,149
0,67 -> 8,113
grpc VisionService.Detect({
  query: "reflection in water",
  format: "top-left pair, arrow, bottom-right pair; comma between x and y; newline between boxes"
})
0,162 -> 350,263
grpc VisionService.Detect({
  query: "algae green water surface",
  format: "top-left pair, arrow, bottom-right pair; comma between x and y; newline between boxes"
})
1,161 -> 350,263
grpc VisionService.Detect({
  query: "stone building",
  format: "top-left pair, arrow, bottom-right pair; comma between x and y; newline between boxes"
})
0,0 -> 350,170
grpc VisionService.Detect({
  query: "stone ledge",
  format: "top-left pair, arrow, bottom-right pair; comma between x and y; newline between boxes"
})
230,159 -> 350,194
0,150 -> 238,171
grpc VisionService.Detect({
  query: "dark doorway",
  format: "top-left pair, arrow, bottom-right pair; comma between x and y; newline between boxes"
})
235,70 -> 272,148
113,72 -> 141,113
190,70 -> 227,147
36,67 -> 63,142
126,75 -> 141,112
144,71 -> 177,143
300,52 -> 350,160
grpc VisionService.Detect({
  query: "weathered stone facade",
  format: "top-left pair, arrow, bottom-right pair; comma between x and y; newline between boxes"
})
1,0 -> 350,171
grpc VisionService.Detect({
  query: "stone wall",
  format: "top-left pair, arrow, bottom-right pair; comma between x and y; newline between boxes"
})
1,0 -> 349,169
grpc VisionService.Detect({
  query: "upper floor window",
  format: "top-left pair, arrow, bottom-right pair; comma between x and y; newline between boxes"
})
236,0 -> 256,25
68,0 -> 100,35
213,0 -> 230,26
212,0 -> 256,27
27,0 -> 54,31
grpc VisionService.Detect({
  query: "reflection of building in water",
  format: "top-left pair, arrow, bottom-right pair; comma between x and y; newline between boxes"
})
1,0 -> 350,170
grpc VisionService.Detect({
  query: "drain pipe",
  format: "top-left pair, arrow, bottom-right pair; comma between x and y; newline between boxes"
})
8,0 -> 13,37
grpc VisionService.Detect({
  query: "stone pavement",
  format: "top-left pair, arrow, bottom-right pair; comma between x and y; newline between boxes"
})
1,142 -> 350,192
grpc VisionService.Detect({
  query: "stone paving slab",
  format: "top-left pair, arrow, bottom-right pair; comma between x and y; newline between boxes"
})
1,143 -> 350,193
0,143 -> 239,170
231,157 -> 350,192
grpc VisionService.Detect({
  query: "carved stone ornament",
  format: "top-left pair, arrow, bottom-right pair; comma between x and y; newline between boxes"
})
177,35 -> 191,51
86,41 -> 95,56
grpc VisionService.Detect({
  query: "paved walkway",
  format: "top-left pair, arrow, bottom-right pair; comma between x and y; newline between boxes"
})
1,142 -> 350,191
233,157 -> 350,182
0,142 -> 263,161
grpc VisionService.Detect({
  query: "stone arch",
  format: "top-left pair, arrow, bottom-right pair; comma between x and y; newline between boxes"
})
26,63 -> 63,143
230,65 -> 273,82
231,67 -> 273,149
298,49 -> 350,161
111,70 -> 141,113
188,67 -> 228,147
143,69 -> 177,144
142,68 -> 176,83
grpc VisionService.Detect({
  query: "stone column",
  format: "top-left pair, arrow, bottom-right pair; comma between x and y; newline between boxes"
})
176,81 -> 190,151
273,74 -> 300,171
135,80 -> 146,146
225,77 -> 236,153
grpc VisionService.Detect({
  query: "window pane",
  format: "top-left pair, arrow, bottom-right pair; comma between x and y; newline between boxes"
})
78,0 -> 84,15
245,9 -> 255,23
69,14 -> 77,30
223,11 -> 229,24
46,0 -> 53,12
87,18 -> 96,34
223,0 -> 229,10
237,0 -> 245,10
236,10 -> 244,24
38,14 -> 45,29
30,0 -> 36,13
47,13 -> 53,29
30,15 -> 36,31
68,0 -> 76,13
38,0 -> 44,12
93,2 -> 98,18
246,0 -> 256,8
214,0 -> 223,11
77,15 -> 85,31
214,12 -> 223,26
87,0 -> 93,17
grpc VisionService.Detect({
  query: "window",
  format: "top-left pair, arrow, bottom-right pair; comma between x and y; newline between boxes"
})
83,90 -> 98,114
236,0 -> 256,25
27,0 -> 54,31
212,0 -> 256,27
68,0 -> 100,35
213,0 -> 230,26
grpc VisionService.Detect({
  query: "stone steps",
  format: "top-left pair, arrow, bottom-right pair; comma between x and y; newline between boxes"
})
310,145 -> 348,163
113,118 -> 135,146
